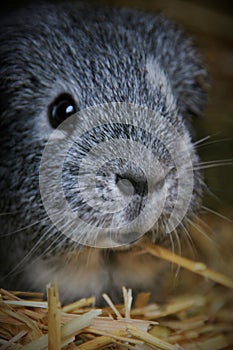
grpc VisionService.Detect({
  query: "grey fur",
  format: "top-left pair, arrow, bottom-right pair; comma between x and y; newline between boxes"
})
0,2 -> 207,303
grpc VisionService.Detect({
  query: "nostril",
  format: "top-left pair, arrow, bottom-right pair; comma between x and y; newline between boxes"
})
133,178 -> 148,197
116,173 -> 148,197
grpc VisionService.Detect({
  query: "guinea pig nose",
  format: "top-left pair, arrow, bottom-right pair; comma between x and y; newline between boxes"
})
116,174 -> 148,197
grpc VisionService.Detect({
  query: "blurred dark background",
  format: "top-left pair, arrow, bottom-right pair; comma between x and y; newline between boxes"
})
1,0 -> 233,216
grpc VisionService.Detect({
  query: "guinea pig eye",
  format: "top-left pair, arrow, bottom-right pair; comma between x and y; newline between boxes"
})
48,93 -> 77,128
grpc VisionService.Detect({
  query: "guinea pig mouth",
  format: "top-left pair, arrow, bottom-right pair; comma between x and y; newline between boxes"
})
110,230 -> 143,246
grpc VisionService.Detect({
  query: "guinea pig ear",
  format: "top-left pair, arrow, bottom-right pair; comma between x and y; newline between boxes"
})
170,44 -> 209,119
168,47 -> 210,119
146,24 -> 209,119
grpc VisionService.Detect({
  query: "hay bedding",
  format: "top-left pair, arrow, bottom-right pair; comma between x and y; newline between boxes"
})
1,217 -> 233,350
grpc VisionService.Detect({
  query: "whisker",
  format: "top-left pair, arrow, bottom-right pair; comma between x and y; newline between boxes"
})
190,132 -> 227,150
203,184 -> 222,204
0,216 -> 49,238
195,137 -> 233,149
180,222 -> 197,258
193,135 -> 211,147
197,159 -> 233,166
190,214 -> 227,252
174,229 -> 181,256
168,232 -> 175,255
85,245 -> 96,269
186,217 -> 215,244
201,205 -> 233,223
22,234 -> 66,274
193,214 -> 217,238
173,228 -> 181,279
167,230 -> 176,275
5,215 -> 67,278
5,225 -> 57,279
187,215 -> 233,261
151,221 -> 159,244
193,163 -> 233,171
0,207 -> 72,238
0,210 -> 21,216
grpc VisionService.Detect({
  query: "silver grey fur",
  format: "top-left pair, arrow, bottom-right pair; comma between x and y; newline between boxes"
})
0,2 -> 208,303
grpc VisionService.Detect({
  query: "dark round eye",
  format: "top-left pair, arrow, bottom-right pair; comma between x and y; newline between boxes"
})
48,93 -> 77,128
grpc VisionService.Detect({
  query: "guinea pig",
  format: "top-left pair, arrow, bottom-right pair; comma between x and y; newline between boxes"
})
0,2 -> 208,303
